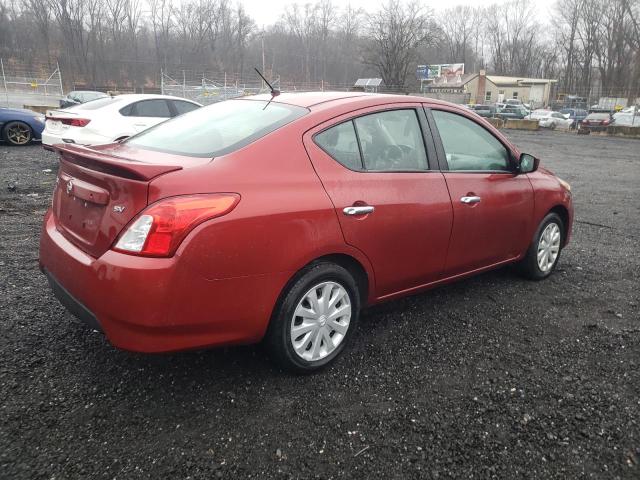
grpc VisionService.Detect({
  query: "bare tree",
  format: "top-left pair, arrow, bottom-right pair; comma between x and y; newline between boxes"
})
439,6 -> 478,68
363,0 -> 436,89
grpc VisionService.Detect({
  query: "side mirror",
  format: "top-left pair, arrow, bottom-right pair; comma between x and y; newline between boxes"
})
517,153 -> 539,173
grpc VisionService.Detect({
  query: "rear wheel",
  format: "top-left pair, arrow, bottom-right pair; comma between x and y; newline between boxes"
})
519,213 -> 564,280
265,263 -> 360,372
3,121 -> 33,146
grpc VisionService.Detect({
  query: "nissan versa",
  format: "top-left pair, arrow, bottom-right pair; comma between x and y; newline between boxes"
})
39,92 -> 573,372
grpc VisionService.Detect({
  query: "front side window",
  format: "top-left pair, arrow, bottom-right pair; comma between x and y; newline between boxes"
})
126,99 -> 307,157
432,110 -> 511,172
354,110 -> 428,171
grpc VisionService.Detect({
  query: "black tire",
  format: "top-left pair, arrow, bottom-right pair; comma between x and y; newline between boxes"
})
265,262 -> 360,373
550,122 -> 557,131
518,212 -> 565,280
2,121 -> 33,146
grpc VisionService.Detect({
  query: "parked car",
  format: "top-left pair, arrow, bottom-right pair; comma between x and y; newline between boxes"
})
612,112 -> 640,127
527,109 -> 553,120
496,104 -> 529,120
0,107 -> 45,146
559,108 -> 588,129
59,90 -> 109,109
471,104 -> 496,118
532,111 -> 574,130
579,112 -> 612,133
43,94 -> 202,149
39,92 -> 574,372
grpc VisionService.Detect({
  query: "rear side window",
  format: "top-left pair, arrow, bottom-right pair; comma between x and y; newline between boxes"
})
126,99 -> 307,157
133,100 -> 171,117
315,122 -> 362,170
173,100 -> 200,115
355,110 -> 428,171
314,109 -> 429,172
432,110 -> 510,172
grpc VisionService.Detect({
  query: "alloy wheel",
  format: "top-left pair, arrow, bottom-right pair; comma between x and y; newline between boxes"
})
290,281 -> 351,362
6,123 -> 31,145
537,222 -> 561,272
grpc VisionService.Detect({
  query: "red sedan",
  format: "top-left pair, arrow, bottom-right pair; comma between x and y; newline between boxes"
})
39,92 -> 573,372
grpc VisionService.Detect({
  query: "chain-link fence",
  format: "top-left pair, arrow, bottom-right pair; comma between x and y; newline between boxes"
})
159,69 -> 419,104
1,59 -> 64,108
160,70 -> 271,105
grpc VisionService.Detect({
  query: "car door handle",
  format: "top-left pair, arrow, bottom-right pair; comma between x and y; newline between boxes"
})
343,206 -> 375,216
460,196 -> 481,204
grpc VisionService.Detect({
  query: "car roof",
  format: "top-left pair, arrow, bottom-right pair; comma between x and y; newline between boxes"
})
112,93 -> 200,103
238,91 -> 463,111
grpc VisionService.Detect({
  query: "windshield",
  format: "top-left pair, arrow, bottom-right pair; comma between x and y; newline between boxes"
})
126,99 -> 308,157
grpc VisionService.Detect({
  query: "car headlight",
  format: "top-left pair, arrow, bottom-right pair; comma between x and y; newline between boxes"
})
558,177 -> 571,192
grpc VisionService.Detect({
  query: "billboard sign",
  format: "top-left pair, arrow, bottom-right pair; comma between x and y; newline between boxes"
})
417,63 -> 464,81
440,63 -> 465,78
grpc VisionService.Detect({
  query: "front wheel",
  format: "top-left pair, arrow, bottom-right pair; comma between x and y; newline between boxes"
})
3,121 -> 33,146
518,213 -> 564,280
265,263 -> 360,373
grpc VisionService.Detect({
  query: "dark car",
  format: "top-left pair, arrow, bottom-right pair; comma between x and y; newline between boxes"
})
560,108 -> 588,129
496,105 -> 529,120
579,112 -> 611,133
472,104 -> 496,118
59,90 -> 109,109
40,92 -> 574,372
0,107 -> 45,146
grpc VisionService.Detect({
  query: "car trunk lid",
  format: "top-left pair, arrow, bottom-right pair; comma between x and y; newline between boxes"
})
51,144 -> 201,258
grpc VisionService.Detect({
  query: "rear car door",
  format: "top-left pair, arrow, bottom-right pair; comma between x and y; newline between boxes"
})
426,106 -> 535,276
304,104 -> 453,298
124,99 -> 173,133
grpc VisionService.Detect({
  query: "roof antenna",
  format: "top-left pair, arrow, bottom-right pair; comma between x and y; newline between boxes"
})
255,67 -> 280,97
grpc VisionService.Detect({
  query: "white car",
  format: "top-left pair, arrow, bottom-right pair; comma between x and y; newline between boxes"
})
42,94 -> 201,149
527,110 -> 573,130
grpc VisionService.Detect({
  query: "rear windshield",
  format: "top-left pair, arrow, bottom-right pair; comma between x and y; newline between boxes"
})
72,97 -> 121,110
125,99 -> 308,157
587,113 -> 610,119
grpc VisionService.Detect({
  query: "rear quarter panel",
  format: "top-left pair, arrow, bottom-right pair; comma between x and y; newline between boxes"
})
147,118 -> 376,300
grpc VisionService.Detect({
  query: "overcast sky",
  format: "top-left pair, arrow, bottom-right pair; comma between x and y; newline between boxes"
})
241,0 -> 557,28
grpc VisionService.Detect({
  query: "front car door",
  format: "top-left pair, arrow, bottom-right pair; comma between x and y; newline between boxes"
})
303,104 -> 453,299
426,106 -> 535,277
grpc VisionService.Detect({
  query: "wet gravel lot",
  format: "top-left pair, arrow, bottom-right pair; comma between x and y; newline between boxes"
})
1,130 -> 639,479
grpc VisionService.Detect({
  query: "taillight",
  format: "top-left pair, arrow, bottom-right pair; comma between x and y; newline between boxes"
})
47,117 -> 91,127
113,194 -> 240,257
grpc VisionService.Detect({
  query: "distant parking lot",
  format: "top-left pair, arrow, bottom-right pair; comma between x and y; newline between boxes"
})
1,131 -> 638,479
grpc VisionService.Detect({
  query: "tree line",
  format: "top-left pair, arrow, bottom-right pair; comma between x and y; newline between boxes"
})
0,0 -> 639,100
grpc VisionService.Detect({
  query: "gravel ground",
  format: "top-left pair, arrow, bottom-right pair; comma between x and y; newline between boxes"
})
1,131 -> 639,479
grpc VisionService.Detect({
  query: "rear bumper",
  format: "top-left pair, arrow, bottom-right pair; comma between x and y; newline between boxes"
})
39,210 -> 291,353
42,129 -> 111,147
43,269 -> 102,332
579,124 -> 608,132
